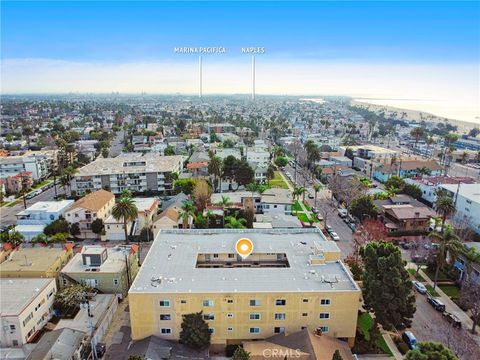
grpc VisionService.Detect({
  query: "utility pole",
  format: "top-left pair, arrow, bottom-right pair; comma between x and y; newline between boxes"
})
199,56 -> 203,99
80,292 -> 97,360
252,55 -> 255,101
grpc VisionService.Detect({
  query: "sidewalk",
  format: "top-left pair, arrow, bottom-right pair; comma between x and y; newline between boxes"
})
381,331 -> 403,360
278,170 -> 310,215
407,262 -> 474,331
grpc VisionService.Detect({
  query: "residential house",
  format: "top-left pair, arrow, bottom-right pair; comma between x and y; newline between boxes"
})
261,188 -> 294,215
439,183 -> 480,235
60,245 -> 139,298
152,208 -> 180,236
380,204 -> 436,233
5,172 -> 33,195
64,190 -> 115,240
373,159 -> 442,183
453,243 -> 480,285
0,151 -> 56,181
0,246 -> 74,282
15,200 -> 74,241
0,278 -> 57,347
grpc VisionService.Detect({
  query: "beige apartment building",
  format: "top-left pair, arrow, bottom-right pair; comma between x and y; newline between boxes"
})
65,189 -> 115,239
129,229 -> 361,348
61,245 -> 139,298
0,278 -> 57,347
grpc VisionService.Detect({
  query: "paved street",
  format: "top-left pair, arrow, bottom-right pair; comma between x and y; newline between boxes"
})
0,185 -> 64,227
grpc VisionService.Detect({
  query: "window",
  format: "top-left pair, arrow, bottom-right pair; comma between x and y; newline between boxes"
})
275,299 -> 286,306
159,300 -> 170,307
302,298 -> 308,303
250,299 -> 261,306
274,327 -> 285,334
227,313 -> 234,318
160,328 -> 171,335
250,327 -> 261,334
249,313 -> 261,320
320,299 -> 331,305
302,313 -> 308,317
12,340 -> 18,346
160,314 -> 171,321
203,300 -> 214,307
213,254 -> 218,258
228,254 -> 235,258
227,327 -> 234,332
317,326 -> 329,333
227,299 -> 234,304
319,313 -> 330,319
274,313 -> 286,320
203,314 -> 215,321
180,300 -> 187,304
208,328 -> 215,334
113,279 -> 119,285
62,278 -> 68,286
9,325 -> 15,330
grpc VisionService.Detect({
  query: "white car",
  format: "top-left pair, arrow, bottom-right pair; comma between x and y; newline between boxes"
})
330,232 -> 340,241
412,281 -> 427,294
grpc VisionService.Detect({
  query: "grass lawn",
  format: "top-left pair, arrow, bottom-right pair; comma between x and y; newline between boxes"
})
293,201 -> 303,212
407,268 -> 427,282
358,312 -> 393,355
424,268 -> 450,282
296,212 -> 311,223
270,172 -> 289,189
426,284 -> 440,297
32,180 -> 50,190
439,285 -> 460,299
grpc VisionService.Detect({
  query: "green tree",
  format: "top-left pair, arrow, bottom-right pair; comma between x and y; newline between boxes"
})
50,232 -> 69,243
266,165 -> 275,185
91,218 -> 104,240
44,218 -> 70,236
234,160 -> 254,187
274,156 -> 288,168
173,178 -> 197,195
0,230 -> 25,248
459,279 -> 480,334
349,195 -> 377,221
208,156 -> 223,191
332,349 -> 344,360
403,183 -> 422,200
385,175 -> 405,193
69,222 -> 81,238
313,184 -> 322,209
225,215 -> 247,229
127,356 -> 144,360
164,145 -> 176,156
54,284 -> 93,315
435,196 -> 455,233
178,201 -> 196,229
360,241 -> 416,330
429,225 -> 463,290
31,233 -> 49,246
232,346 -> 251,360
216,195 -> 232,226
179,312 -> 211,349
112,196 -> 138,244
410,127 -> 424,153
293,186 -> 307,204
405,342 -> 458,360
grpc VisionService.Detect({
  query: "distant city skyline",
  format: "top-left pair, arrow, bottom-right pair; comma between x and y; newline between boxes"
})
1,1 -> 479,123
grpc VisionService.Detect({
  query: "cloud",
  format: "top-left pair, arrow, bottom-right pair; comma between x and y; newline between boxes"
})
1,58 -> 478,122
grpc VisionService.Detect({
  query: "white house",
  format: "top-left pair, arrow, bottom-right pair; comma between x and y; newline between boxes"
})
15,200 -> 74,241
0,278 -> 57,347
261,188 -> 294,215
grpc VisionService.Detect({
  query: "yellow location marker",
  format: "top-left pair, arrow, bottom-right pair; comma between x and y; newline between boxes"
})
235,238 -> 254,259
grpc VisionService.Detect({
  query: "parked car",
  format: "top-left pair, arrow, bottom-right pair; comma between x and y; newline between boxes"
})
308,193 -> 314,199
427,294 -> 446,311
402,331 -> 418,350
337,208 -> 348,218
311,207 -> 318,214
330,232 -> 340,241
316,213 -> 324,221
442,311 -> 462,328
26,192 -> 36,199
325,225 -> 333,233
412,281 -> 427,294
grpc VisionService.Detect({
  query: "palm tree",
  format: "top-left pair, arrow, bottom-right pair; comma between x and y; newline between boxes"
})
224,215 -> 247,229
178,201 -> 196,229
246,182 -> 259,198
460,151 -> 469,165
31,233 -> 49,246
0,230 -> 24,248
410,127 -> 424,154
426,136 -> 436,158
60,165 -> 75,197
415,167 -> 431,178
266,165 -> 275,185
313,184 -> 322,209
208,156 -> 223,192
313,165 -> 323,181
435,196 -> 455,233
112,196 -> 138,243
215,195 -> 232,226
429,225 -> 463,289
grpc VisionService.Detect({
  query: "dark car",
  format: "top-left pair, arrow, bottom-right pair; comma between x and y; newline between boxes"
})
442,311 -> 462,328
402,331 -> 418,350
96,343 -> 106,357
427,294 -> 446,311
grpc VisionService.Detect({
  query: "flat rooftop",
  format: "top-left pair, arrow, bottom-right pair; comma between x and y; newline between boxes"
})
0,278 -> 55,315
16,200 -> 74,216
0,247 -> 68,274
440,183 -> 480,203
75,153 -> 183,176
130,229 -> 358,294
61,246 -> 129,274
